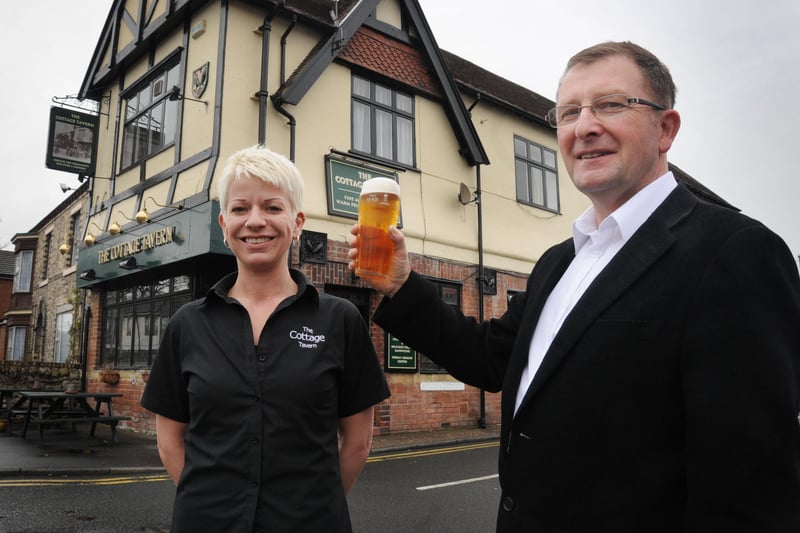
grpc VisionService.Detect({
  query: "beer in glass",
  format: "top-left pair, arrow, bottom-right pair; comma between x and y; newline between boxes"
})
356,177 -> 401,280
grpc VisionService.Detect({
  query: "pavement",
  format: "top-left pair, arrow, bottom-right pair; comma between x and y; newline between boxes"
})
0,420 -> 500,477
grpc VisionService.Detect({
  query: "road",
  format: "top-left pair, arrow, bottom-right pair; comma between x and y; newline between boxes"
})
349,440 -> 501,532
0,440 -> 500,532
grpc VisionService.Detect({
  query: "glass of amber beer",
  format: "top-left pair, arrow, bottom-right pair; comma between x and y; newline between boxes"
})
356,177 -> 401,281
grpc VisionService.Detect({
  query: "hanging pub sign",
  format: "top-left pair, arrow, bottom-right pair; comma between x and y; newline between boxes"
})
45,106 -> 99,175
386,333 -> 417,373
325,155 -> 401,224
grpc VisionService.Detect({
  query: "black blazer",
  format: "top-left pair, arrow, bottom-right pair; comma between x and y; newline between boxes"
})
375,185 -> 800,532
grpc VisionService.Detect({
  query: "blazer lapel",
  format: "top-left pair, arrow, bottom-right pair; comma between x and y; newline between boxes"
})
515,185 -> 697,414
501,240 -> 575,426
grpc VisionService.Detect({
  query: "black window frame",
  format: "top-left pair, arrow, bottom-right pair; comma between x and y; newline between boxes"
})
351,74 -> 416,167
514,135 -> 560,213
120,56 -> 182,170
100,274 -> 193,369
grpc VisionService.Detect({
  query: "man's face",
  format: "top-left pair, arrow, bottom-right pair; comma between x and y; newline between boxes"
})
556,55 -> 679,219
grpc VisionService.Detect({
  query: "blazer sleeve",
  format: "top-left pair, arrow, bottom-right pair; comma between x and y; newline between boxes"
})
681,223 -> 800,530
373,271 -> 524,392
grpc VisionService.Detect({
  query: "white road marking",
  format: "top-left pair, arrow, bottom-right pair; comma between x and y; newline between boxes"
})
416,474 -> 499,491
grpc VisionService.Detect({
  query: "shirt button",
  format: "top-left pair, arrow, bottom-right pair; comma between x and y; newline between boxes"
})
502,496 -> 514,511
252,438 -> 259,445
258,354 -> 266,362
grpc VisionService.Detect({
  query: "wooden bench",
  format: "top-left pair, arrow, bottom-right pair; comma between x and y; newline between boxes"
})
28,415 -> 132,443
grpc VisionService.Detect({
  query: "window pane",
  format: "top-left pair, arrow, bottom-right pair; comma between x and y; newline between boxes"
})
515,160 -> 529,201
352,101 -> 371,153
149,101 -> 165,153
122,121 -> 137,167
119,307 -> 134,367
353,76 -> 370,98
530,166 -> 544,205
167,64 -> 181,93
396,93 -> 413,114
102,307 -> 119,366
135,283 -> 151,300
375,109 -> 393,159
154,278 -> 170,296
396,116 -> 413,166
163,99 -> 179,147
528,144 -> 542,163
543,149 -> 557,169
54,312 -> 72,363
173,275 -> 191,293
133,303 -> 150,366
375,85 -> 392,106
138,83 -> 152,111
514,138 -> 527,158
7,327 -> 26,361
545,171 -> 559,210
13,251 -> 33,293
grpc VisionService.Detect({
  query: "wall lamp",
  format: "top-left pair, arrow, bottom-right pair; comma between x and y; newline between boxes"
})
168,85 -> 207,107
119,257 -> 139,270
108,210 -> 137,236
59,233 -> 76,255
136,196 -> 184,224
84,221 -> 106,246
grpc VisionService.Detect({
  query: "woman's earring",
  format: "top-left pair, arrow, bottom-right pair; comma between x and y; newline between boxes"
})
223,237 -> 230,248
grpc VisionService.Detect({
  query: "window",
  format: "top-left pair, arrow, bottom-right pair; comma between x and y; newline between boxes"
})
514,136 -> 559,212
67,212 -> 81,267
352,75 -> 415,166
13,250 -> 33,293
121,62 -> 181,168
101,274 -> 192,368
41,233 -> 52,281
54,311 -> 73,363
6,327 -> 26,361
419,280 -> 461,374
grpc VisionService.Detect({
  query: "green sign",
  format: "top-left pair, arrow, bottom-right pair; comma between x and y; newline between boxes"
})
386,334 -> 417,372
325,156 -> 398,219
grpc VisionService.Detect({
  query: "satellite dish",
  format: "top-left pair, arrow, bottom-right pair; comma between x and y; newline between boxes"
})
458,183 -> 474,205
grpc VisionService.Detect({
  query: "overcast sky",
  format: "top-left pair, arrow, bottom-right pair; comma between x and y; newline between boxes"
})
2,1 -> 799,264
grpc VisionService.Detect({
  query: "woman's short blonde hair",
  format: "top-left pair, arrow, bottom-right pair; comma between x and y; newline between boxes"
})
217,145 -> 304,215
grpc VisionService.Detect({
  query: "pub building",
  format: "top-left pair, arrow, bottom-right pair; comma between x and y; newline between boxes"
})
4,0 -> 733,437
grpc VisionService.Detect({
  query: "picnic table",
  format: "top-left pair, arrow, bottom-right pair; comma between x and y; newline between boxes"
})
17,390 -> 131,444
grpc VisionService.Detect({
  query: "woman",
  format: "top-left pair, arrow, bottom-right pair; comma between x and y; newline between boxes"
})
141,144 -> 390,532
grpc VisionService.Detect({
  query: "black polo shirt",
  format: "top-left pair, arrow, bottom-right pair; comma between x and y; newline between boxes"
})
141,270 -> 390,532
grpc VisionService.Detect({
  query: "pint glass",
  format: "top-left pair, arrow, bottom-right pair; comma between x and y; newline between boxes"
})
356,177 -> 401,281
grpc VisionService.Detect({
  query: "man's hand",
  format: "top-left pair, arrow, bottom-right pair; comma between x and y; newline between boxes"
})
347,224 -> 410,297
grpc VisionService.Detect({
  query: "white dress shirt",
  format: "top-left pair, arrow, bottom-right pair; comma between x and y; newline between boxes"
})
514,172 -> 678,414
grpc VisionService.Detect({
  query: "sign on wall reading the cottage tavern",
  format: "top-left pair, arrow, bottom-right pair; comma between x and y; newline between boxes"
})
325,155 -> 400,220
45,107 -> 99,175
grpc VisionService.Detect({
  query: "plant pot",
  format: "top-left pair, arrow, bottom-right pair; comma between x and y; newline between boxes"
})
99,370 -> 120,385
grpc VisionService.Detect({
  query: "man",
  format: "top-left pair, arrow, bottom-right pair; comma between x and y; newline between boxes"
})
348,42 -> 800,532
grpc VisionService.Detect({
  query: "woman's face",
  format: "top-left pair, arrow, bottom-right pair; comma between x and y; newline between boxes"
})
219,175 -> 304,272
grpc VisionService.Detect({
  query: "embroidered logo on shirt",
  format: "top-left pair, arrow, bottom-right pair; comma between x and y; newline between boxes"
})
289,326 -> 327,349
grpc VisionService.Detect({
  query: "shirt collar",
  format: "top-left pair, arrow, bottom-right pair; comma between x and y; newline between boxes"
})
572,171 -> 678,253
207,268 -> 319,305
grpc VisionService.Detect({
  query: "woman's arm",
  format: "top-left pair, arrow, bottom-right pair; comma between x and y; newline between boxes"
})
155,414 -> 188,486
338,406 -> 375,495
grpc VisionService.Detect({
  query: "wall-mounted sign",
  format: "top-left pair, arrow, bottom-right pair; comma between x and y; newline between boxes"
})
325,155 -> 400,222
45,107 -> 99,175
386,333 -> 417,373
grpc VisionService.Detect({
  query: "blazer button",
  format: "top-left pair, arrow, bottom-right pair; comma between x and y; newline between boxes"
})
502,496 -> 514,511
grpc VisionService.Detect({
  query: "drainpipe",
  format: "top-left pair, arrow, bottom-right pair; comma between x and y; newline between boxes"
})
256,10 -> 277,145
271,13 -> 297,161
476,164 -> 486,429
468,94 -> 487,429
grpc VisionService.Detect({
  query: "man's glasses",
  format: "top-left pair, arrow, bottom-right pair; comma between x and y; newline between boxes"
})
546,94 -> 666,128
